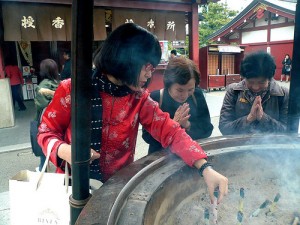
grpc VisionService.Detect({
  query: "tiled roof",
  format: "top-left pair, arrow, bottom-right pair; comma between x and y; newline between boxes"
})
207,0 -> 296,40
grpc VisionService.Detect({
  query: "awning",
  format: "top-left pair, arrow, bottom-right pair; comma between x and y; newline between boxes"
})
112,9 -> 186,41
2,2 -> 106,41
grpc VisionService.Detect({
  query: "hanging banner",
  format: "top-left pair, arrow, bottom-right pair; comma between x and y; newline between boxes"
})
18,41 -> 33,66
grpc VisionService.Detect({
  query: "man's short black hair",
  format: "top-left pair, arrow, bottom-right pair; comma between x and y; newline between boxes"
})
240,51 -> 276,80
64,50 -> 71,58
171,49 -> 177,55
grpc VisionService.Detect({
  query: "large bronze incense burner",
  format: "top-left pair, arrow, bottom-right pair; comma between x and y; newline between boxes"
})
77,134 -> 300,225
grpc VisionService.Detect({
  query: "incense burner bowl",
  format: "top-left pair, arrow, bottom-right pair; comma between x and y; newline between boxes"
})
77,134 -> 300,225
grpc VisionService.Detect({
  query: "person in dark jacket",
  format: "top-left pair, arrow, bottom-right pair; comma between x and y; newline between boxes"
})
280,54 -> 292,82
219,51 -> 289,135
60,50 -> 71,80
142,57 -> 213,154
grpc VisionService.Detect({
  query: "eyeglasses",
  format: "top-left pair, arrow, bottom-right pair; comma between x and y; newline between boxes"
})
145,63 -> 156,73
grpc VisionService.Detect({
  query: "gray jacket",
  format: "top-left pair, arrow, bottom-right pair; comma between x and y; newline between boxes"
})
219,79 -> 289,135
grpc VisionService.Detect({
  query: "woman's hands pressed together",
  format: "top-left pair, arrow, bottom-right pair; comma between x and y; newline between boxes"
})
247,96 -> 264,123
173,103 -> 191,129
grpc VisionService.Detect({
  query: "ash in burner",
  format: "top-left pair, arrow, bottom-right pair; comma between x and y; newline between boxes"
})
162,151 -> 300,225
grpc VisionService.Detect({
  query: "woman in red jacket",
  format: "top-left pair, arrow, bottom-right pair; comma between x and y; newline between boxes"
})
5,58 -> 26,111
38,23 -> 228,204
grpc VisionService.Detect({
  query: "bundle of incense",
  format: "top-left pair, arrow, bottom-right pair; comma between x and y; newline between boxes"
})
237,211 -> 244,225
249,199 -> 271,218
204,208 -> 210,225
239,188 -> 245,212
266,193 -> 281,216
211,190 -> 219,224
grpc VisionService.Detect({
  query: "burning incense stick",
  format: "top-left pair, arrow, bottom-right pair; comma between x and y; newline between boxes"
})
239,188 -> 245,212
291,216 -> 299,225
211,190 -> 218,224
291,212 -> 300,225
237,211 -> 243,225
236,188 -> 245,225
204,208 -> 210,225
266,193 -> 281,216
249,199 -> 271,218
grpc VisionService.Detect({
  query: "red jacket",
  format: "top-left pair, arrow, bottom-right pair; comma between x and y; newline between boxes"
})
5,65 -> 24,85
38,79 -> 207,181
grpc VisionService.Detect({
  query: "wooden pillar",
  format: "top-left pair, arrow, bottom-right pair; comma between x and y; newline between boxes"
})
188,3 -> 199,66
70,0 -> 94,224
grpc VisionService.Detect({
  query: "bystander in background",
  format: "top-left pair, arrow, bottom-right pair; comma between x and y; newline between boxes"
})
32,59 -> 60,171
280,54 -> 292,82
60,50 -> 71,80
4,57 -> 26,111
170,49 -> 177,59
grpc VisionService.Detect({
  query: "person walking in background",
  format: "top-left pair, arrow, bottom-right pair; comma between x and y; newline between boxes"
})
142,57 -> 213,154
280,54 -> 292,82
32,59 -> 60,171
170,49 -> 177,59
4,57 -> 27,111
37,23 -> 228,203
219,51 -> 289,135
60,50 -> 71,80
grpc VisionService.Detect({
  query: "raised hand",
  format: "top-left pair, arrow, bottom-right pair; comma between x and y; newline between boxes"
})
173,103 -> 191,129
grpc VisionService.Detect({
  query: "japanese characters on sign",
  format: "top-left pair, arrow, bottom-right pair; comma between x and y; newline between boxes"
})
125,19 -> 134,23
21,14 -> 177,35
52,17 -> 65,29
166,21 -> 175,31
124,18 -> 176,32
21,16 -> 65,29
147,19 -> 155,29
21,16 -> 35,28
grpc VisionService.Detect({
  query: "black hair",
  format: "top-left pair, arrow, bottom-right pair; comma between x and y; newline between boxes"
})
64,50 -> 71,58
5,57 -> 17,66
93,23 -> 161,87
164,57 -> 200,89
240,51 -> 276,80
40,59 -> 59,80
171,49 -> 177,55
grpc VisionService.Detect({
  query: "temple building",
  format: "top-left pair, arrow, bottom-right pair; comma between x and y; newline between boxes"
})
199,0 -> 296,91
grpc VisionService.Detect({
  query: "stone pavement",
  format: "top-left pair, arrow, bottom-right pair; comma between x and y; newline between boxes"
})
0,81 -> 290,225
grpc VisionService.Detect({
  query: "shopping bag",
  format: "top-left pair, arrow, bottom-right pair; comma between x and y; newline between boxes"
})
9,170 -> 71,225
9,139 -> 103,225
9,140 -> 71,225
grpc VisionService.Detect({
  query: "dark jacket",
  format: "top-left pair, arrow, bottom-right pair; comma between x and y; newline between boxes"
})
60,59 -> 71,80
282,58 -> 292,74
142,88 -> 213,154
219,79 -> 289,135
